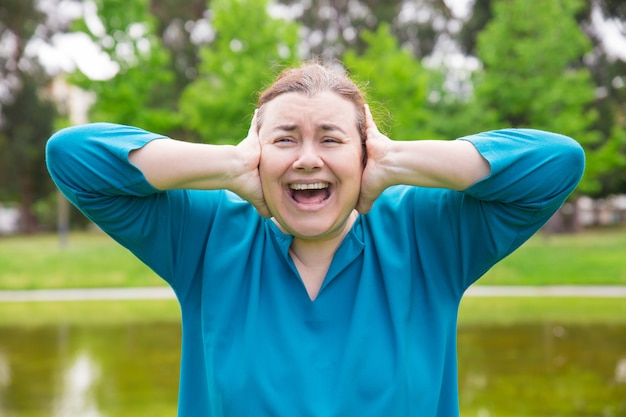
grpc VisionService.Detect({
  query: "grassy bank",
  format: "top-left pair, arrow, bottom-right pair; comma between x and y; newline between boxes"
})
0,297 -> 624,326
1,227 -> 625,290
0,231 -> 160,289
479,225 -> 626,286
0,299 -> 181,326
458,297 -> 626,325
1,228 -> 625,324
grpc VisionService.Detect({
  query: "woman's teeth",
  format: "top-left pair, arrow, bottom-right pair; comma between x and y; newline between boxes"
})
289,182 -> 329,190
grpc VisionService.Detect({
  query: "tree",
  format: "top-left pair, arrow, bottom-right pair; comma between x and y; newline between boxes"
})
577,0 -> 626,195
343,23 -> 440,141
179,0 -> 300,144
0,0 -> 61,232
473,0 -> 624,195
71,0 -> 182,135
275,0 -> 456,60
68,0 -> 301,144
458,0 -> 626,196
0,76 -> 56,233
456,0 -> 491,55
149,0 -> 207,94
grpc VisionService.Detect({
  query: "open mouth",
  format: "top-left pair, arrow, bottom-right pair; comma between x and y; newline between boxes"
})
289,182 -> 331,205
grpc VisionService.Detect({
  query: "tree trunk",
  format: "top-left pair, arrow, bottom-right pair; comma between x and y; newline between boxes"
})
19,176 -> 38,234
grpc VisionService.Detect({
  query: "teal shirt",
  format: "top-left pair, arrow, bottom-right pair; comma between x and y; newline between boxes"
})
46,124 -> 584,416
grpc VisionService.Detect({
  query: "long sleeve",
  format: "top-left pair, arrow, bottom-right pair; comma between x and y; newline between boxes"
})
45,123 -> 229,298
367,128 -> 585,299
46,123 -> 164,197
455,128 -> 585,289
461,129 -> 584,208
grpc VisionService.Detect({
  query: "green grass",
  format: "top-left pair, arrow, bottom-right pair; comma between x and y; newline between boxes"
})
0,231 -> 162,290
479,225 -> 626,286
458,297 -> 626,325
0,299 -> 181,326
0,228 -> 624,325
1,227 -> 625,290
0,297 -> 623,327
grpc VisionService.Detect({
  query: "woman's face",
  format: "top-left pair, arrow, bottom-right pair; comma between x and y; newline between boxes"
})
258,91 -> 363,241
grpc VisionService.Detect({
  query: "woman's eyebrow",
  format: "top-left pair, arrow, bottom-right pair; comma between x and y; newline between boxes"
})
318,123 -> 347,134
271,123 -> 298,133
270,122 -> 347,134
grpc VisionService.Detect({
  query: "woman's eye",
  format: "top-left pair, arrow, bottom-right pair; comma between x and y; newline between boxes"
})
323,137 -> 341,144
275,137 -> 294,144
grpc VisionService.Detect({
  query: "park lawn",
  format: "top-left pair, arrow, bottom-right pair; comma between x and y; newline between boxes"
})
0,231 -> 163,289
1,229 -> 624,324
0,226 -> 625,290
479,225 -> 626,286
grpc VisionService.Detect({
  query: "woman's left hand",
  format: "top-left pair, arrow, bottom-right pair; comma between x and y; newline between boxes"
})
356,105 -> 393,214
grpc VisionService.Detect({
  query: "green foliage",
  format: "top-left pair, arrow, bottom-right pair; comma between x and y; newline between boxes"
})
0,82 -> 55,188
0,0 -> 58,232
71,0 -> 182,134
0,77 -> 57,232
0,78 -> 56,201
75,52 -> 182,133
475,0 -> 595,131
583,125 -> 626,194
179,0 -> 300,144
472,0 -> 622,195
55,0 -> 625,196
343,23 -> 439,140
426,87 -> 502,140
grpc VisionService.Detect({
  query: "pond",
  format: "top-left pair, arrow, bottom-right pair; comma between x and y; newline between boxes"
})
0,322 -> 624,416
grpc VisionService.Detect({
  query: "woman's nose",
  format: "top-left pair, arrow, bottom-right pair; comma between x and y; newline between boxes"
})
292,143 -> 323,170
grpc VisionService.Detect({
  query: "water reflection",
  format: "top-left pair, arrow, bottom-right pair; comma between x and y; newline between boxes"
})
0,349 -> 10,414
458,323 -> 626,416
0,323 -> 181,417
54,351 -> 101,417
616,357 -> 626,384
0,322 -> 624,416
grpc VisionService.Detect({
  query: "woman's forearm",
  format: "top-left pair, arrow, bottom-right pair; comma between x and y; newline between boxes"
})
129,139 -> 243,191
128,121 -> 271,218
378,139 -> 490,191
356,105 -> 492,214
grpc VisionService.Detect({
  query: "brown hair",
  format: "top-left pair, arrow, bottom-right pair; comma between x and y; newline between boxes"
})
256,61 -> 367,162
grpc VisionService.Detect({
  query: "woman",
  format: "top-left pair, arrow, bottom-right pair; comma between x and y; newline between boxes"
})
46,62 -> 585,416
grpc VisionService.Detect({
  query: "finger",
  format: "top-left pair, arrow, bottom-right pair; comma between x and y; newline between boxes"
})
247,109 -> 259,138
364,104 -> 378,133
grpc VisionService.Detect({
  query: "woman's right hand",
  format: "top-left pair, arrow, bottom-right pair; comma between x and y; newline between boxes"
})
233,110 -> 272,218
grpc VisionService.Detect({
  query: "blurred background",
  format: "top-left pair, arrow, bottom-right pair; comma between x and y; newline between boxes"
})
0,0 -> 625,234
0,0 -> 625,416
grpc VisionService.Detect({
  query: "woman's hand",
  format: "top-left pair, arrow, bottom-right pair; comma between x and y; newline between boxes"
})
233,110 -> 272,218
356,105 -> 393,214
356,105 -> 491,215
